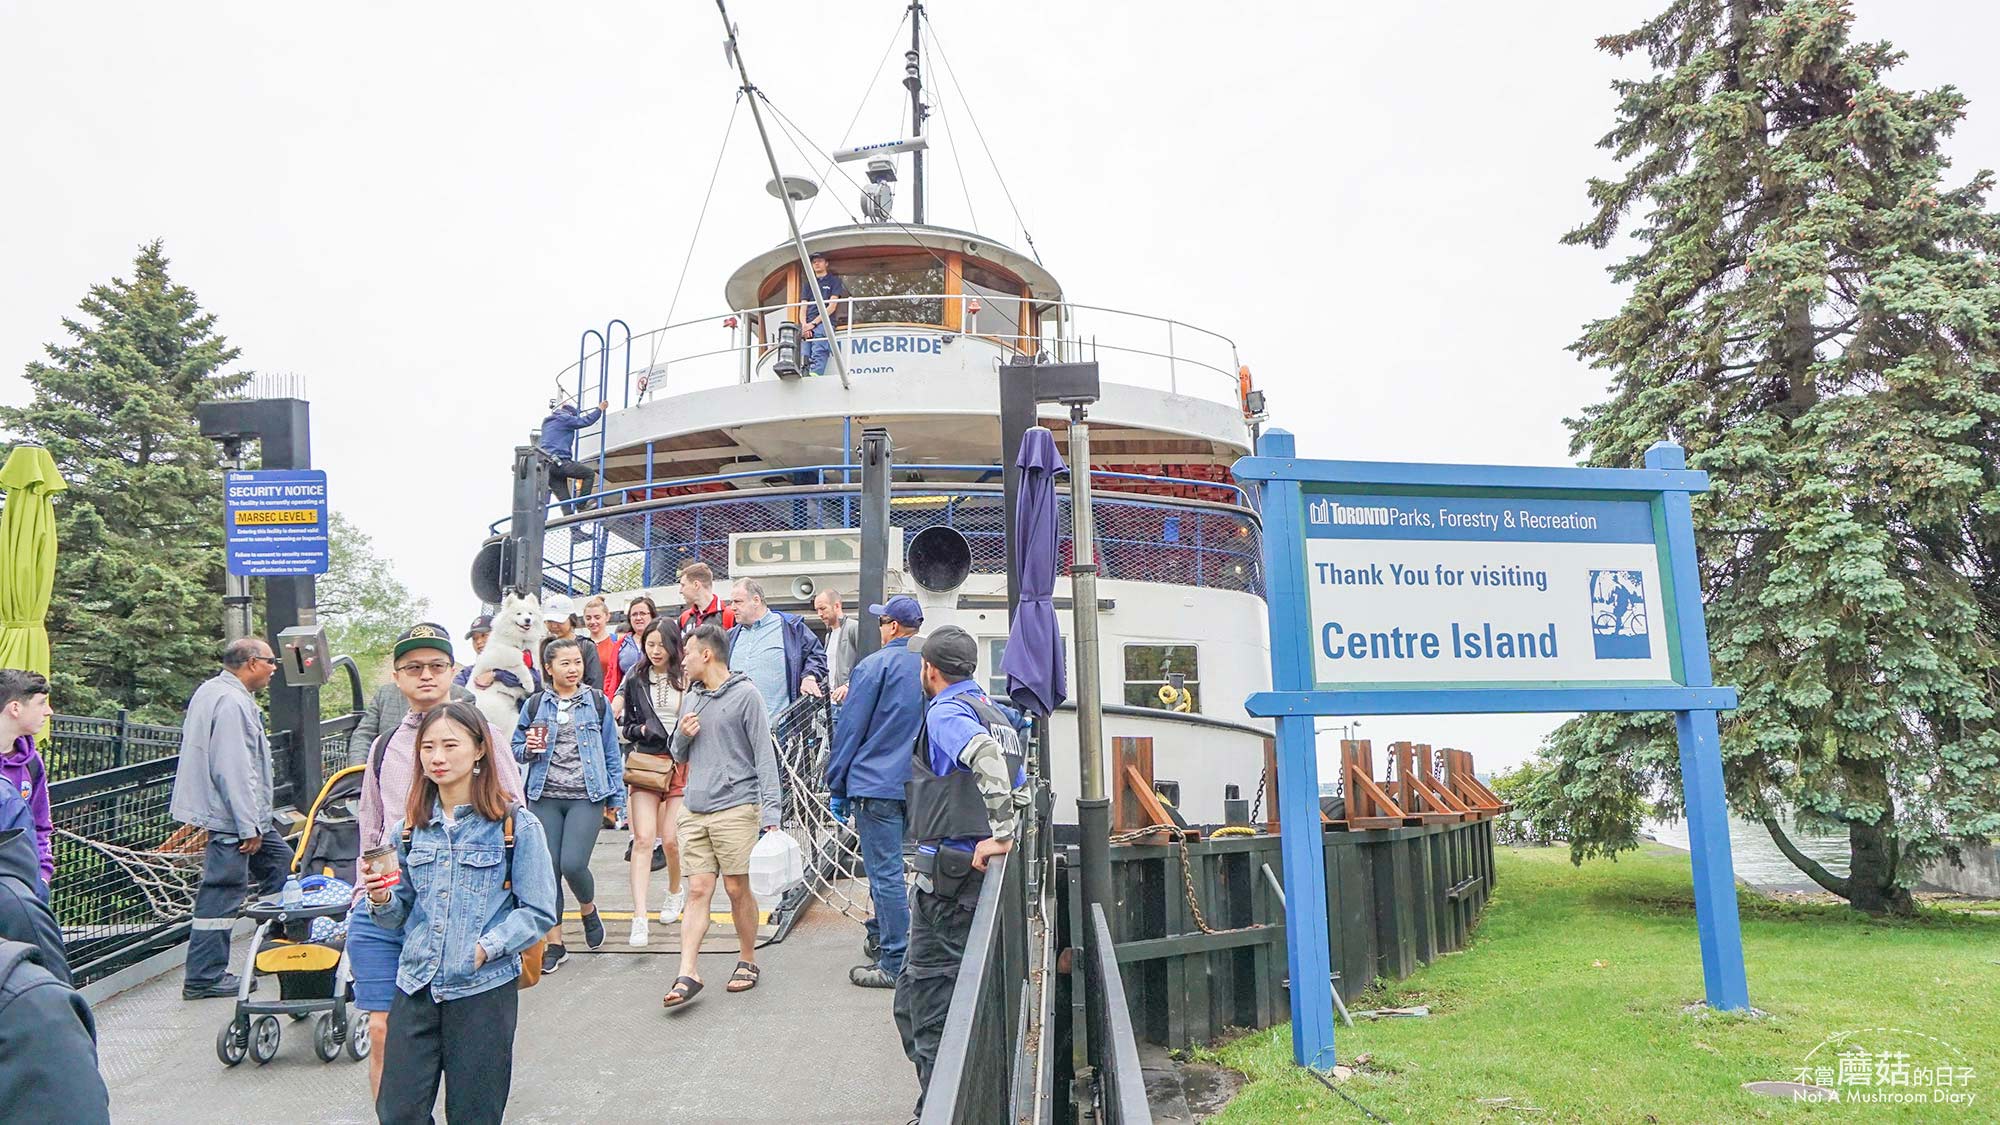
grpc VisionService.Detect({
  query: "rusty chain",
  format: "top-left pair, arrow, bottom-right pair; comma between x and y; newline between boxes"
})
1104,824 -> 1218,935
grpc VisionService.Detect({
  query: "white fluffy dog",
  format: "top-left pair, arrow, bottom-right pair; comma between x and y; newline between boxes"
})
470,592 -> 543,730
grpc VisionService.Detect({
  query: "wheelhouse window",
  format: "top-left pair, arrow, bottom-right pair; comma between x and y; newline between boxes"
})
757,278 -> 788,343
962,261 -> 1024,346
1124,644 -> 1200,713
839,252 -> 946,326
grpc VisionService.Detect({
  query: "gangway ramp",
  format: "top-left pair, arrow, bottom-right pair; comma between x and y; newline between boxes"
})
94,830 -> 917,1123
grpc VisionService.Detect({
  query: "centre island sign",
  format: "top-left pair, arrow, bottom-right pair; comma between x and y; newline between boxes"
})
1303,490 -> 1679,688
1234,432 -> 1746,1072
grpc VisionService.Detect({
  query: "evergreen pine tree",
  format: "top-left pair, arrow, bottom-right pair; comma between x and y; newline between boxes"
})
3,241 -> 248,722
1540,0 -> 2000,914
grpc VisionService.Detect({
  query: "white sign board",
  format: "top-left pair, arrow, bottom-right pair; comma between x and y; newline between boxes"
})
1302,491 -> 1679,688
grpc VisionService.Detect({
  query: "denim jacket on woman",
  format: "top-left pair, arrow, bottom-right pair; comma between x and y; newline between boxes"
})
510,687 -> 626,809
369,801 -> 559,1001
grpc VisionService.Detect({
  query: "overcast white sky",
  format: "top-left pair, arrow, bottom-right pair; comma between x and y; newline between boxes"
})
4,1 -> 1996,773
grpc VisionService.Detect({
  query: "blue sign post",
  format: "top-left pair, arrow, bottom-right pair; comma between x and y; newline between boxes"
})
1235,431 -> 1746,1070
223,469 -> 330,577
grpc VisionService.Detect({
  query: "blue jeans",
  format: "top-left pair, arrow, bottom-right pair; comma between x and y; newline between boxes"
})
803,320 -> 831,375
854,797 -> 909,975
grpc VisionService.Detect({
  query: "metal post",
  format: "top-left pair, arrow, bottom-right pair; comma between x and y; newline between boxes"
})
1647,440 -> 1750,1011
842,415 -> 855,530
1068,403 -> 1114,922
999,358 -> 1040,621
858,428 -> 893,662
509,443 -> 551,597
220,441 -> 254,642
1255,429 -> 1339,1070
906,0 -> 926,225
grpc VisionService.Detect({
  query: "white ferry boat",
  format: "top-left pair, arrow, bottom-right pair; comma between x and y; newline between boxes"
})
476,5 -> 1274,827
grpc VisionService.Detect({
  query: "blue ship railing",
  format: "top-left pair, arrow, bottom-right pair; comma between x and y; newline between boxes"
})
521,480 -> 1264,601
493,462 -> 1248,535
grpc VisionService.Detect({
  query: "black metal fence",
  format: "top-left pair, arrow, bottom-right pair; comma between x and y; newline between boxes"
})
45,711 -> 183,777
49,755 -> 196,985
47,709 -> 364,986
920,848 -> 1036,1125
1094,819 -> 1496,1051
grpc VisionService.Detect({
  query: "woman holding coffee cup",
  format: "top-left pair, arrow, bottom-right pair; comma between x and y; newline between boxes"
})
618,619 -> 690,944
512,636 -> 624,973
366,702 -> 556,1124
350,624 -> 524,1101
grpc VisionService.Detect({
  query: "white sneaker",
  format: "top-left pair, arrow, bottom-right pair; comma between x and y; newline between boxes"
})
628,916 -> 650,946
659,890 -> 686,925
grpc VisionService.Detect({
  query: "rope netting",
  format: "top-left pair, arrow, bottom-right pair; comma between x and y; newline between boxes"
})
772,694 -> 885,925
56,823 -> 206,922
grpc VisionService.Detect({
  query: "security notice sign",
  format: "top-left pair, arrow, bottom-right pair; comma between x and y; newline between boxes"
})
224,470 -> 329,576
1302,489 -> 1679,689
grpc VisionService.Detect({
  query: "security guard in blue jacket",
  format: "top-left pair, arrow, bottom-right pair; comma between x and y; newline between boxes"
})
892,626 -> 1026,1119
826,595 -> 926,988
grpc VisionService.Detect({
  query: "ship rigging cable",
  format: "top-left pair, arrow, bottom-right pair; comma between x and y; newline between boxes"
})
644,90 -> 745,389
799,7 -> 911,229
926,58 -> 981,231
920,13 -> 1042,264
756,91 -> 957,280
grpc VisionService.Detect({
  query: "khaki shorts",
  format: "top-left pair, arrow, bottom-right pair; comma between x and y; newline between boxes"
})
678,804 -> 761,876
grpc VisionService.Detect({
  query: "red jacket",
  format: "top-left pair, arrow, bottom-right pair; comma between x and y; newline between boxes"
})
678,595 -> 735,634
594,634 -> 623,700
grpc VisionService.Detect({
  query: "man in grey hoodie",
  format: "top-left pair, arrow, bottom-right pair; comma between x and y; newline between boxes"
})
662,624 -> 782,1006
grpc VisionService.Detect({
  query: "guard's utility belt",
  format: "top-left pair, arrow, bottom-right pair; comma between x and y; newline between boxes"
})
912,844 -> 982,904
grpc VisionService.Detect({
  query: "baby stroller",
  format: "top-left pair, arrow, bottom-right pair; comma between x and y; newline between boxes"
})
214,764 -> 372,1067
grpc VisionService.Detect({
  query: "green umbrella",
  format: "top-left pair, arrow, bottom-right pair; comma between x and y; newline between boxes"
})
0,444 -> 66,683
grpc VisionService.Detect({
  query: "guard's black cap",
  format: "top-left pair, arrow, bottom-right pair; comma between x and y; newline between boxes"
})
912,625 -> 978,677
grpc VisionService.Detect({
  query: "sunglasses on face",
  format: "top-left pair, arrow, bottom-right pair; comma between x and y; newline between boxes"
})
396,660 -> 454,678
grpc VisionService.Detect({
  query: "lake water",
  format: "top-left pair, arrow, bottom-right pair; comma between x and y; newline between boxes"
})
1644,814 -> 1849,890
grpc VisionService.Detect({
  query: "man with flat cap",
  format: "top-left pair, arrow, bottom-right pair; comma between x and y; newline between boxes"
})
893,625 -> 1028,1118
824,595 -> 925,988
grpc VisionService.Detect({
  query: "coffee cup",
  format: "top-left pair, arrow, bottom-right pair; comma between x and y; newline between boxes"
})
362,845 -> 400,891
526,723 -> 549,754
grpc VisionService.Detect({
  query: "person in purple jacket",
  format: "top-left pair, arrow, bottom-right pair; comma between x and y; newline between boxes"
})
0,672 -> 54,892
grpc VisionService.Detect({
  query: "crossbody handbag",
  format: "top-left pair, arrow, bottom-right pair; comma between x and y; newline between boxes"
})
401,811 -> 546,989
621,680 -> 681,794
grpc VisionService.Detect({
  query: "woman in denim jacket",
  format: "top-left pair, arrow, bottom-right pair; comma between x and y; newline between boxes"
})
511,637 -> 624,971
365,702 -> 557,1125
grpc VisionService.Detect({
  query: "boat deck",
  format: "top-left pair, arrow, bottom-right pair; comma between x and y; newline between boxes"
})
94,833 -> 918,1124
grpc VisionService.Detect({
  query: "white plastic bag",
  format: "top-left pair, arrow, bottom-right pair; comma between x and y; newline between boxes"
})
748,828 -> 805,898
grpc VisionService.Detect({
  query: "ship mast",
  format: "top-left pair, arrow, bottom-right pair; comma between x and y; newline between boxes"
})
715,0 -> 851,388
904,0 -> 927,224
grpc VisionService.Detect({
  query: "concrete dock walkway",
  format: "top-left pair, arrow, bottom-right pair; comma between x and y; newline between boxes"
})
94,834 -> 917,1123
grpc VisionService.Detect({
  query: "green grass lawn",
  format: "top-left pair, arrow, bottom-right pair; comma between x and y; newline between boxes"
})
1207,845 -> 1999,1123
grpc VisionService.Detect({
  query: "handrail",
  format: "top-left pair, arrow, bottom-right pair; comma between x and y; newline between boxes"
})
921,847 -> 1027,1125
543,291 -> 1247,408
489,462 -> 1252,534
1053,700 -> 1272,738
1088,904 -> 1153,1125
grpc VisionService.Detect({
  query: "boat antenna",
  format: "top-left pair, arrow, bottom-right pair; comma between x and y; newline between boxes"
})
904,0 -> 928,225
715,0 -> 851,389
